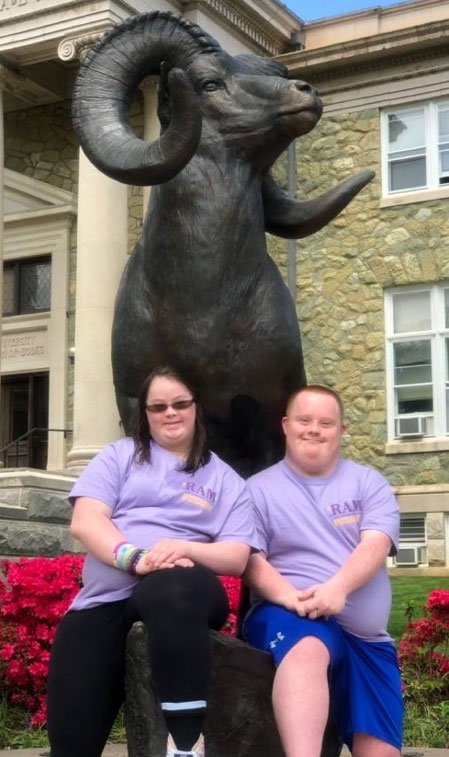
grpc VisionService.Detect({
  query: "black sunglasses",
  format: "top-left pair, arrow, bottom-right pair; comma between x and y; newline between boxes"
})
145,399 -> 195,414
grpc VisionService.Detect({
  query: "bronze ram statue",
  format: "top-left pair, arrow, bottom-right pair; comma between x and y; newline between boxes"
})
73,11 -> 373,476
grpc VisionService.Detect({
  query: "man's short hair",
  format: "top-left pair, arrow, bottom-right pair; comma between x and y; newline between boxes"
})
285,384 -> 344,420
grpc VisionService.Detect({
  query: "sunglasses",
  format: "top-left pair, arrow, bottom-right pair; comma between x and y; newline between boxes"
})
145,399 -> 195,414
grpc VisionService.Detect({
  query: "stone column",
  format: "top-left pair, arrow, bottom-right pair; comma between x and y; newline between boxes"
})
66,148 -> 128,473
140,76 -> 160,215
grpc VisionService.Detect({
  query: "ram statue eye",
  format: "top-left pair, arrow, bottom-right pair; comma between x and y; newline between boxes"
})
203,81 -> 221,92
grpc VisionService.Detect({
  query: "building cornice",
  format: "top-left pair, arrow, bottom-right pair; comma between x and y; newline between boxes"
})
278,17 -> 449,81
180,0 -> 302,55
0,0 -> 302,65
4,206 -> 77,230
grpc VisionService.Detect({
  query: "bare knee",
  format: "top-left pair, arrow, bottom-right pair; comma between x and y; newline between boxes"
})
352,733 -> 401,757
279,636 -> 330,673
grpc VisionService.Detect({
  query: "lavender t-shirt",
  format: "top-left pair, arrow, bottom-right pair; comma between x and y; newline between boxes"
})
69,439 -> 256,610
247,458 -> 399,642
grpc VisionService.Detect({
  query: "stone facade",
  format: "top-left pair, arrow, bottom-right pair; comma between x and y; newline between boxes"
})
4,102 -> 78,193
274,108 -> 449,485
4,101 -> 79,437
1,0 -> 449,568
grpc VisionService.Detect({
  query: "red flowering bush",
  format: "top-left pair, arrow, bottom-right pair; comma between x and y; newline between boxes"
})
0,556 -> 241,729
399,589 -> 449,706
0,555 -> 84,727
219,576 -> 242,635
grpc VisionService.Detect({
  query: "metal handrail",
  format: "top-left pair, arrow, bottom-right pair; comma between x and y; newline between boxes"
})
0,427 -> 72,468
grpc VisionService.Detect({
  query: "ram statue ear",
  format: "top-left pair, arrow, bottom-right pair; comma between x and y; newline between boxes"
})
262,170 -> 375,239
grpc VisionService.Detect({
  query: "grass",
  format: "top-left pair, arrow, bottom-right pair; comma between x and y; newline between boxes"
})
0,697 -> 126,749
0,695 -> 48,749
404,701 -> 449,749
388,574 -> 449,642
1,575 -> 448,749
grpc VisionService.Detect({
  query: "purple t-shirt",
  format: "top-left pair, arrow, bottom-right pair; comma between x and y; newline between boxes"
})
69,438 -> 256,610
247,458 -> 399,642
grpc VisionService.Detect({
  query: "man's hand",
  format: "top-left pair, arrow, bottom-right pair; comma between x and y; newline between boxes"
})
296,579 -> 347,619
277,589 -> 308,614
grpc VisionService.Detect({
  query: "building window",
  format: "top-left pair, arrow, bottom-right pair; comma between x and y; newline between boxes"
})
2,257 -> 51,316
395,514 -> 427,566
382,100 -> 449,195
385,284 -> 449,439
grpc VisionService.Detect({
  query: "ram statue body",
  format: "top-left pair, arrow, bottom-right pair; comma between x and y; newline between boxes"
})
73,11 -> 373,475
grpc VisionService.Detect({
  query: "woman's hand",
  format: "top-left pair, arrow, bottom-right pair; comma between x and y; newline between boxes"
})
144,538 -> 193,570
143,539 -> 249,575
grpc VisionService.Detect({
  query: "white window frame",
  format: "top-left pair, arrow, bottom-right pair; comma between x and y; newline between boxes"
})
381,99 -> 449,196
385,284 -> 449,441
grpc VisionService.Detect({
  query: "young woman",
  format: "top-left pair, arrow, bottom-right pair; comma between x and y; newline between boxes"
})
47,366 -> 256,757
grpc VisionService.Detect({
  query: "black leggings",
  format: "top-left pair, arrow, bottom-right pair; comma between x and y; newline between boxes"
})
47,564 -> 229,757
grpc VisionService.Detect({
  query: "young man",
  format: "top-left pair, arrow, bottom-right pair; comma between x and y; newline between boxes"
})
243,385 -> 403,757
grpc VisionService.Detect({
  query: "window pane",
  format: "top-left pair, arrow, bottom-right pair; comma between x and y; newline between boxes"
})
2,266 -> 15,316
393,291 -> 431,333
389,157 -> 426,191
394,339 -> 431,376
396,385 -> 433,414
440,148 -> 449,170
19,259 -> 51,313
388,109 -> 425,151
440,147 -> 449,184
438,106 -> 449,140
394,340 -> 433,413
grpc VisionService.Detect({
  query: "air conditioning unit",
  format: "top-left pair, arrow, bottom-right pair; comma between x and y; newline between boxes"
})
396,416 -> 426,438
395,547 -> 420,566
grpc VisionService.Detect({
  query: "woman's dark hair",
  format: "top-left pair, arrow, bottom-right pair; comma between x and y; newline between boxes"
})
132,365 -> 210,472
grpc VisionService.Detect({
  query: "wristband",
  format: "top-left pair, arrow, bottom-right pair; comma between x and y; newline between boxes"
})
113,541 -> 146,574
128,548 -> 148,575
112,540 -> 128,563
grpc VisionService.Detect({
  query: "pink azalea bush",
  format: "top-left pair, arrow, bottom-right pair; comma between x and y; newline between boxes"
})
0,555 -> 84,726
0,555 -> 241,727
399,588 -> 449,705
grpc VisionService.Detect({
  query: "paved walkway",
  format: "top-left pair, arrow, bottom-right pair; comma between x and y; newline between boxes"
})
0,746 -> 447,756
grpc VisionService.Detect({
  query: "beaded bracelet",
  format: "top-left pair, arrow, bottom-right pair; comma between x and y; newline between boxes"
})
112,541 -> 147,575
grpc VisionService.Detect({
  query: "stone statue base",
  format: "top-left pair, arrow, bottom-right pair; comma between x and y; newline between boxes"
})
125,622 -> 342,757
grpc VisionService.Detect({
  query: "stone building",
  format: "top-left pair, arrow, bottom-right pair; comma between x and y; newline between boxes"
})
0,0 -> 303,555
0,0 -> 448,571
275,0 -> 449,572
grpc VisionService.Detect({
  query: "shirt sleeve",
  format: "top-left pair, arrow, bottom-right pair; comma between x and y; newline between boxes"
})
246,477 -> 270,554
359,468 -> 400,556
213,468 -> 258,549
68,441 -> 126,512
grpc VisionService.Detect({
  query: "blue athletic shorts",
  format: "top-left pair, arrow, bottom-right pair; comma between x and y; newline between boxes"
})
243,602 -> 403,750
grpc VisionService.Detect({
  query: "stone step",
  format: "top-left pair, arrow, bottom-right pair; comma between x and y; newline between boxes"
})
0,468 -> 81,557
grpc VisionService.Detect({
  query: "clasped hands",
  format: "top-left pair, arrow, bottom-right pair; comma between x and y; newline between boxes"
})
279,580 -> 347,620
135,538 -> 195,574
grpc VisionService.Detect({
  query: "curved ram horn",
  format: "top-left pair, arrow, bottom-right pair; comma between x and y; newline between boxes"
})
72,11 -> 222,186
262,170 -> 375,239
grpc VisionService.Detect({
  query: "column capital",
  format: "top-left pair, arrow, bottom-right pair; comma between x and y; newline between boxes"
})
57,28 -> 110,63
139,75 -> 159,95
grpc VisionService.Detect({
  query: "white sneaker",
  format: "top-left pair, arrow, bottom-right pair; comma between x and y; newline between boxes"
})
166,732 -> 205,757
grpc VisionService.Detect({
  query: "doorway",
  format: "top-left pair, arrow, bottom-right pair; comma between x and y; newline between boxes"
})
1,373 -> 49,468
